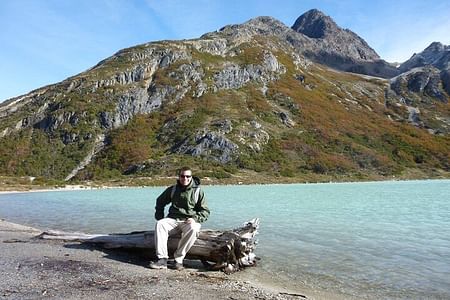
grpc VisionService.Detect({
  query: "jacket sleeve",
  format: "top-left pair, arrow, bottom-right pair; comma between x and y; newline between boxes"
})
155,187 -> 172,220
193,189 -> 210,223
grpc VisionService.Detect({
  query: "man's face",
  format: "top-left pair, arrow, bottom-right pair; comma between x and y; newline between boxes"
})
179,170 -> 192,186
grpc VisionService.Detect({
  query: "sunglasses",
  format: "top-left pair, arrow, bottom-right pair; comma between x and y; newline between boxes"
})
179,175 -> 192,178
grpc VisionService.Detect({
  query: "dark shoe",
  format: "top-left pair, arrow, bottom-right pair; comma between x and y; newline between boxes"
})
170,262 -> 184,271
149,258 -> 167,269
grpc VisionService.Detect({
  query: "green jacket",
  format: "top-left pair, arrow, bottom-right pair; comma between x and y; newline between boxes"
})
155,176 -> 210,223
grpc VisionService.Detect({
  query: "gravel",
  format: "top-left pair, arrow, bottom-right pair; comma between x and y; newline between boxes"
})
0,219 -> 306,300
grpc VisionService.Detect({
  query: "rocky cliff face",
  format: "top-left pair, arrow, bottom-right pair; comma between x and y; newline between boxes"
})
388,42 -> 450,134
0,10 -> 448,181
396,42 -> 450,96
397,42 -> 450,96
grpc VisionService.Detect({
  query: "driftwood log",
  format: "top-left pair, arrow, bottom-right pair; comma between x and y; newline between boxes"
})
37,218 -> 260,273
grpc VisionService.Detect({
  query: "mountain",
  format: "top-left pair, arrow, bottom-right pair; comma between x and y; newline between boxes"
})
399,42 -> 450,72
292,9 -> 378,60
0,9 -> 449,183
394,41 -> 450,97
290,9 -> 399,78
389,42 -> 450,131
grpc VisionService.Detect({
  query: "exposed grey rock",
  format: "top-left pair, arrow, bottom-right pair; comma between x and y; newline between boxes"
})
168,61 -> 206,98
237,121 -> 270,152
187,39 -> 229,56
407,106 -> 422,126
407,71 -> 432,92
90,48 -> 191,92
424,75 -> 446,100
99,89 -> 154,130
292,9 -> 379,60
441,69 -> 450,95
390,66 -> 448,103
97,58 -> 205,130
399,42 -> 450,72
173,62 -> 204,83
213,51 -> 286,90
184,10 -> 397,79
99,111 -> 114,130
194,82 -> 208,98
390,76 -> 406,96
66,79 -> 84,92
93,64 -> 153,89
116,65 -> 147,84
287,9 -> 399,78
62,131 -> 79,145
278,111 -> 295,127
213,63 -> 257,90
0,89 -> 47,117
104,88 -> 162,129
33,111 -> 78,132
202,16 -> 291,44
0,90 -> 52,139
387,65 -> 449,132
212,119 -> 233,134
1,109 -> 47,138
173,131 -> 238,164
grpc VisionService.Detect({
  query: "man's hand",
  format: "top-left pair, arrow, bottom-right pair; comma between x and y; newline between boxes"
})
185,218 -> 196,224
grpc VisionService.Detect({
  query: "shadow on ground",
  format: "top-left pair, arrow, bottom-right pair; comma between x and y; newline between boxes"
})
63,243 -> 209,271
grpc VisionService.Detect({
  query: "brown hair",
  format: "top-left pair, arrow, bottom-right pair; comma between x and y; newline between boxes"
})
178,166 -> 192,175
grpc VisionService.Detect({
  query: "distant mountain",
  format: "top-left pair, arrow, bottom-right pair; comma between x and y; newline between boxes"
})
389,42 -> 450,117
0,9 -> 448,183
399,42 -> 450,72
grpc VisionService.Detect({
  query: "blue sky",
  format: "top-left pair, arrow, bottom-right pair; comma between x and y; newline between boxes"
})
1,0 -> 449,102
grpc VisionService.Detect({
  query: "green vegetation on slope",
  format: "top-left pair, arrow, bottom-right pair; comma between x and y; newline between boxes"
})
0,40 -> 448,184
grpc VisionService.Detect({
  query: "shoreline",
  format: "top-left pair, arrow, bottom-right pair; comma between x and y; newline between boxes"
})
0,219 -> 312,299
0,177 -> 448,195
0,184 -> 129,195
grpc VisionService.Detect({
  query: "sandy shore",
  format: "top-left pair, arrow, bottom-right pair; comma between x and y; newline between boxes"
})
0,185 -> 121,195
0,219 -> 311,300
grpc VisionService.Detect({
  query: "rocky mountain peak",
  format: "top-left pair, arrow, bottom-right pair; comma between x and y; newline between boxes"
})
238,16 -> 291,36
291,8 -> 338,38
203,15 -> 290,42
202,9 -> 396,78
291,9 -> 380,62
399,42 -> 450,72
425,42 -> 446,52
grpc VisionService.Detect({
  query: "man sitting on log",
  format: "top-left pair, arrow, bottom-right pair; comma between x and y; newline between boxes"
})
149,166 -> 210,270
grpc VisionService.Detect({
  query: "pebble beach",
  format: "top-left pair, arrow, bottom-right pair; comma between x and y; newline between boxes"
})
0,219 -> 310,300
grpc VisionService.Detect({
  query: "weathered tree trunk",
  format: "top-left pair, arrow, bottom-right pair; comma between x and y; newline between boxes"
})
37,218 -> 260,273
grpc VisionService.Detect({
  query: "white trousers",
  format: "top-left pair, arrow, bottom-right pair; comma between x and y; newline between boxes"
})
155,218 -> 201,263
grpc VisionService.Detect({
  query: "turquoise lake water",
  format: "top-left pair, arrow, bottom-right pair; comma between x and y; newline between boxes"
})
1,180 -> 449,299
